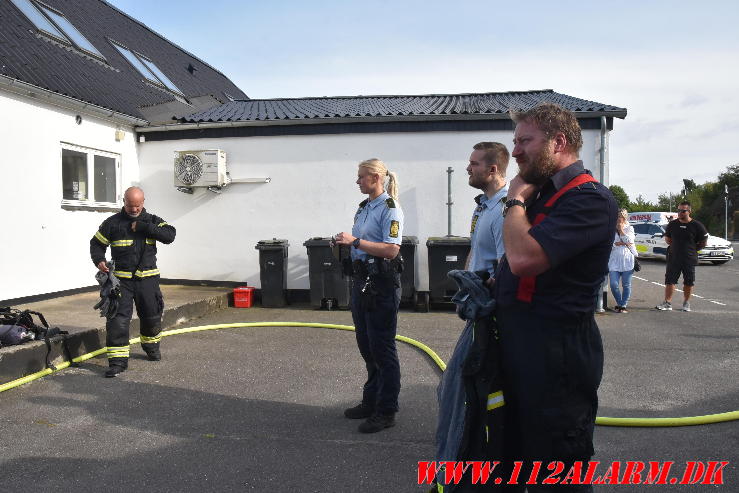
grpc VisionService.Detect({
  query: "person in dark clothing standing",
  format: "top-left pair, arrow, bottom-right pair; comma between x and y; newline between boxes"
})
655,200 -> 708,312
495,103 -> 616,491
334,158 -> 404,434
90,186 -> 176,377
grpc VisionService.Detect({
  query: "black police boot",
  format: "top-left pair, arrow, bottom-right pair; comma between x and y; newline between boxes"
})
142,342 -> 161,361
344,403 -> 374,419
358,412 -> 396,433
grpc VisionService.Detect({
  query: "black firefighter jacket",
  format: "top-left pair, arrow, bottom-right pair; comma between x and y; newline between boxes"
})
90,208 -> 176,279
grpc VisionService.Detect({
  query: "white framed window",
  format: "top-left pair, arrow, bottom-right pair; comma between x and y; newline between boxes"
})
9,0 -> 106,60
61,143 -> 121,209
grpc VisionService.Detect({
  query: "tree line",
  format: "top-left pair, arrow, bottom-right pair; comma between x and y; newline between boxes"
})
609,164 -> 739,239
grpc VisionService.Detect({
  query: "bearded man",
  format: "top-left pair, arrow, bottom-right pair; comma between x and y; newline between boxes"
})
90,186 -> 176,377
494,103 -> 617,491
466,141 -> 510,277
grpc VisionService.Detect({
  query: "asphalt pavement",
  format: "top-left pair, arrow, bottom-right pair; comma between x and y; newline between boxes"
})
0,262 -> 737,492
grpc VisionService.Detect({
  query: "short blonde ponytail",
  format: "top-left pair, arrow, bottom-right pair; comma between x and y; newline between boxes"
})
358,158 -> 399,202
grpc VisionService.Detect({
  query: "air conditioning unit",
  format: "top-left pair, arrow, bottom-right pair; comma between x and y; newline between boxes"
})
174,149 -> 230,189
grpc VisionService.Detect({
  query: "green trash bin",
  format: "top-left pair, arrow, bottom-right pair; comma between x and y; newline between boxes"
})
255,239 -> 289,307
399,236 -> 420,308
303,237 -> 351,310
426,236 -> 470,304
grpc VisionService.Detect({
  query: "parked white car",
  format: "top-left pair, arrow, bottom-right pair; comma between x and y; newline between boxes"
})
697,235 -> 735,264
629,212 -> 734,265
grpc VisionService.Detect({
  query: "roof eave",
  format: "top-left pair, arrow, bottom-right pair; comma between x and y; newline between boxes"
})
137,110 -> 626,133
0,74 -> 149,126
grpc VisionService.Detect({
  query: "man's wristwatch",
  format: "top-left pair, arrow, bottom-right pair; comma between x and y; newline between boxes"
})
502,198 -> 526,217
352,238 -> 361,249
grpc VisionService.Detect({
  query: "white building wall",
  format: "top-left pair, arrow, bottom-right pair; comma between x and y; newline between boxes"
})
138,127 -> 604,291
0,91 -> 138,301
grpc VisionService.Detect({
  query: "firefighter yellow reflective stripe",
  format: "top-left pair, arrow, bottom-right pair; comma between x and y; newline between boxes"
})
106,346 -> 130,359
140,335 -> 162,344
113,269 -> 160,278
111,239 -> 134,247
487,390 -> 505,411
94,231 -> 110,245
146,238 -> 155,245
157,222 -> 168,227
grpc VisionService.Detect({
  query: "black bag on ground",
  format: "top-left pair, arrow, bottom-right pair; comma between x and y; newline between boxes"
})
0,307 -> 71,369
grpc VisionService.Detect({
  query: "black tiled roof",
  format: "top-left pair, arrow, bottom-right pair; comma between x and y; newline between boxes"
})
0,0 -> 247,122
179,90 -> 627,124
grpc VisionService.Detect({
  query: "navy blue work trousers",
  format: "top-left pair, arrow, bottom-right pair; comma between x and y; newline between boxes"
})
495,304 -> 603,492
350,274 -> 401,415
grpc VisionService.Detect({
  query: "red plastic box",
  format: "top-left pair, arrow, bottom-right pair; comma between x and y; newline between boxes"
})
233,286 -> 254,308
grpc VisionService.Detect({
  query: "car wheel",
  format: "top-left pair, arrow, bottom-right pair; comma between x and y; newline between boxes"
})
710,260 -> 728,265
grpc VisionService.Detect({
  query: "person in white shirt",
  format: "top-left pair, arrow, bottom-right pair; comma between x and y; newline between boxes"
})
608,208 -> 638,313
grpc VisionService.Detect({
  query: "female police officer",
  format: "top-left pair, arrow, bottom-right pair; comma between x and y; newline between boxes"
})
334,158 -> 404,434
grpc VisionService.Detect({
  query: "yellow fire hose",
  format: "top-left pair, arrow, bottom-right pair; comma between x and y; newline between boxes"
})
1,321 -> 737,427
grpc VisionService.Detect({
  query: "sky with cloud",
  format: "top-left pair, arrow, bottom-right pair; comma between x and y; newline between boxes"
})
111,0 -> 739,202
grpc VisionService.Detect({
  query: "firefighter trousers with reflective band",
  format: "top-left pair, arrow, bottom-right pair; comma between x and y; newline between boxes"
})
495,304 -> 603,492
350,273 -> 401,415
106,276 -> 164,367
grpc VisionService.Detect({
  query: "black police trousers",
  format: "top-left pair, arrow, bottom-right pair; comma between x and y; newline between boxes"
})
495,305 -> 603,492
350,273 -> 401,415
106,276 -> 164,367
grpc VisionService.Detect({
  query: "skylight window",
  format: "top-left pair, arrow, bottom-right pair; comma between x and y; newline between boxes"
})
110,40 -> 184,96
37,5 -> 104,57
10,0 -> 105,59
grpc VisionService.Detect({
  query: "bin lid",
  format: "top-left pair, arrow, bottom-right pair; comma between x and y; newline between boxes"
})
401,235 -> 418,245
426,235 -> 471,246
255,238 -> 289,250
303,236 -> 333,247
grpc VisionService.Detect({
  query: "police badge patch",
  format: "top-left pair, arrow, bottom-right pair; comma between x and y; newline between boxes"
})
389,220 -> 399,238
470,215 -> 479,234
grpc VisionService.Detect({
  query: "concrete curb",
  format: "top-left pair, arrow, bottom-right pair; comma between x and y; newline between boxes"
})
0,291 -> 230,384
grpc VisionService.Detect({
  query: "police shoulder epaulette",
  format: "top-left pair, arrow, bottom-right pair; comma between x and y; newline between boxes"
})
474,194 -> 484,205
359,199 -> 368,207
385,198 -> 396,208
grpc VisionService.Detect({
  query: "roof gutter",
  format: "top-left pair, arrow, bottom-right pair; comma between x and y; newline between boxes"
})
137,110 -> 626,133
0,74 -> 149,127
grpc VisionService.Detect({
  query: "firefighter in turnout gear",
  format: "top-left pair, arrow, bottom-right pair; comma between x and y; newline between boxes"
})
90,187 -> 176,377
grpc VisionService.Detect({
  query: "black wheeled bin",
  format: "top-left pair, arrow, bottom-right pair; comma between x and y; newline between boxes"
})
426,236 -> 471,303
255,239 -> 289,307
399,236 -> 418,306
303,237 -> 351,310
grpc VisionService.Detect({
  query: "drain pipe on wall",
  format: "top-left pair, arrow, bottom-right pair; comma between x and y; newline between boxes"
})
597,116 -> 610,312
446,166 -> 454,236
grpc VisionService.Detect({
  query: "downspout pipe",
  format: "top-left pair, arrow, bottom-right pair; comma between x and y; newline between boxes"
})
446,166 -> 453,236
597,116 -> 609,312
600,116 -> 608,185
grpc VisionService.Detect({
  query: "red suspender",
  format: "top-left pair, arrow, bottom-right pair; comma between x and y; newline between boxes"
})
515,174 -> 599,303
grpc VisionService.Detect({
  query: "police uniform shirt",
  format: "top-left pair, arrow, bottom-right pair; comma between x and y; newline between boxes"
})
351,192 -> 404,261
468,186 -> 508,275
495,161 -> 617,318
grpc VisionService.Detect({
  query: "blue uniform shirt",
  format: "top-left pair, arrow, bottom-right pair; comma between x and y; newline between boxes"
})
495,161 -> 617,318
351,192 -> 404,261
468,186 -> 508,275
